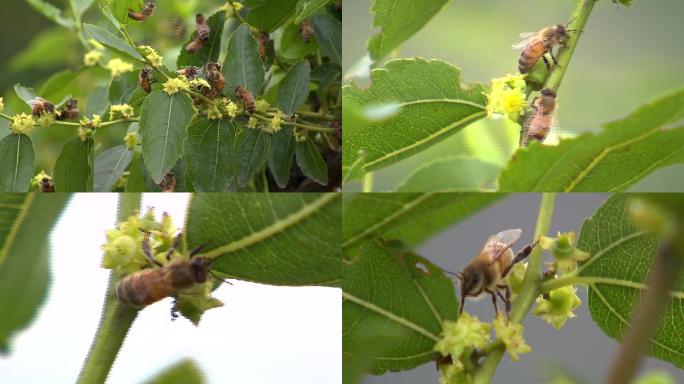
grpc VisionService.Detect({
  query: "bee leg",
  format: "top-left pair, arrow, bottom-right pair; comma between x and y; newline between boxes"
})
501,241 -> 538,278
189,240 -> 212,258
487,289 -> 499,318
549,50 -> 561,67
165,232 -> 184,260
142,231 -> 163,267
542,55 -> 551,71
496,285 -> 512,318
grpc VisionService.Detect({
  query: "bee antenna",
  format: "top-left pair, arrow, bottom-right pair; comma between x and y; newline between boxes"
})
565,16 -> 578,26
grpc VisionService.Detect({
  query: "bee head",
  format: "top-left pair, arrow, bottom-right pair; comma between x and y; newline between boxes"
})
540,89 -> 557,98
555,23 -> 568,36
190,257 -> 212,283
459,266 -> 484,297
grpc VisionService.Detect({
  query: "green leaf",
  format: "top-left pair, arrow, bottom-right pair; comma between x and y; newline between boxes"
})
139,91 -> 194,184
311,63 -> 341,103
342,59 -> 487,177
223,24 -> 266,96
108,71 -> 140,105
0,135 -> 35,193
0,194 -> 70,354
342,193 -> 502,249
396,156 -> 500,192
177,11 -> 226,68
186,193 -> 341,286
246,0 -> 299,33
14,84 -> 38,105
144,359 -> 206,384
499,88 -> 684,192
85,85 -> 111,117
268,127 -> 296,188
111,0 -> 143,25
277,60 -> 311,116
234,128 -> 271,188
93,145 -> 133,192
54,137 -> 94,192
296,137 -> 328,185
125,150 -> 149,192
70,0 -> 95,16
311,14 -> 341,65
279,21 -> 317,62
39,69 -> 81,104
294,0 -> 332,23
84,23 -> 145,62
184,119 -> 237,192
343,239 -> 457,374
367,0 -> 449,61
577,194 -> 684,368
25,0 -> 75,28
9,28 -> 72,72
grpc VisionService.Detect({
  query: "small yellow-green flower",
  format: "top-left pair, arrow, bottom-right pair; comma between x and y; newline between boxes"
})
84,50 -> 104,67
484,73 -> 528,121
294,127 -> 307,142
10,113 -> 35,135
190,78 -> 211,89
79,126 -> 94,141
434,313 -> 491,360
31,170 -> 52,187
106,58 -> 134,77
533,285 -> 582,329
438,362 -> 471,384
37,112 -> 55,127
110,104 -> 135,120
207,104 -> 223,120
540,232 -> 590,273
124,132 -> 138,149
139,45 -> 163,68
492,316 -> 532,361
634,371 -> 676,384
248,116 -> 258,129
91,114 -> 102,129
163,75 -> 190,95
0,97 -> 5,113
223,99 -> 239,118
271,111 -> 283,132
88,39 -> 104,49
255,99 -> 270,113
225,1 -> 244,13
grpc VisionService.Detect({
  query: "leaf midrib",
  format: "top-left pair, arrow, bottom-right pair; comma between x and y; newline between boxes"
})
0,194 -> 33,268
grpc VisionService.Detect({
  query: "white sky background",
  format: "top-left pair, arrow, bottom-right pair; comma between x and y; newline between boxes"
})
0,194 -> 341,384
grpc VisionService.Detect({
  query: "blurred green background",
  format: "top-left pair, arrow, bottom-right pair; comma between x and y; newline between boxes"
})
343,0 -> 684,192
0,0 -> 226,177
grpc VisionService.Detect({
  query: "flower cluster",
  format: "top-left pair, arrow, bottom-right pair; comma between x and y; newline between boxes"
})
163,75 -> 190,95
248,116 -> 258,129
84,50 -> 104,67
540,231 -> 590,273
0,97 -> 4,113
190,78 -> 211,90
206,104 -> 222,120
255,99 -> 270,113
492,316 -> 532,361
10,113 -> 35,135
271,111 -> 283,132
110,104 -> 135,120
106,58 -> 134,77
484,73 -> 528,121
139,45 -> 163,68
124,132 -> 138,149
31,170 -> 52,188
37,112 -> 55,127
533,285 -> 582,329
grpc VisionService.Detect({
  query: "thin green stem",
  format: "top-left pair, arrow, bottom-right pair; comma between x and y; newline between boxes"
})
363,172 -> 374,193
253,113 -> 336,133
473,193 -> 556,384
0,113 -> 138,128
77,194 -> 142,384
294,110 -> 338,121
544,0 -> 597,91
539,273 -> 580,293
228,1 -> 248,24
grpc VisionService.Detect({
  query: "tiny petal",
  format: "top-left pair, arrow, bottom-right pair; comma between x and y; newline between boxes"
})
533,285 -> 582,329
163,75 -> 190,95
434,313 -> 491,360
248,117 -> 258,129
10,113 -> 35,135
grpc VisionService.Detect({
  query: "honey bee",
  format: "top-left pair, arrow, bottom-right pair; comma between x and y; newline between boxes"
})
185,38 -> 204,54
257,32 -> 271,61
203,62 -> 225,99
524,88 -> 557,145
456,229 -> 537,317
39,177 -> 55,193
177,66 -> 199,81
128,1 -> 155,22
159,171 -> 176,192
116,231 -> 212,308
55,99 -> 79,121
235,85 -> 255,114
139,67 -> 154,93
28,97 -> 55,117
169,17 -> 187,41
300,19 -> 314,43
185,14 -> 211,53
513,22 -> 572,74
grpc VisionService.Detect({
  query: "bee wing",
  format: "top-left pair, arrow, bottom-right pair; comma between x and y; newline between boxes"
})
481,229 -> 522,264
544,105 -> 562,145
512,33 -> 537,49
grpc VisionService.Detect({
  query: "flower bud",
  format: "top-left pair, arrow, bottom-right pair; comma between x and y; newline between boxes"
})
533,285 -> 582,329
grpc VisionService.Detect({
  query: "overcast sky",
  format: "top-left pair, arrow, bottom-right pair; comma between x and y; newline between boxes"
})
0,194 -> 341,384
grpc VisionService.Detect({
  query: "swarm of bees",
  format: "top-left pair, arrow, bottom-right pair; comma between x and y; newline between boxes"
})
115,230 -> 213,309
128,1 -> 155,22
235,85 -> 255,114
185,14 -> 211,53
456,229 -> 537,317
511,21 -> 576,145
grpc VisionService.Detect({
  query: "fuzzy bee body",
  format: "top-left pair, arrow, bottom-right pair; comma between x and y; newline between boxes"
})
458,229 -> 535,317
116,258 -> 211,307
177,66 -> 200,81
203,62 -> 225,99
139,67 -> 154,93
514,23 -> 569,74
525,89 -> 557,143
258,32 -> 270,61
56,99 -> 79,121
300,20 -> 314,43
235,85 -> 255,114
29,98 -> 55,117
128,1 -> 155,21
185,14 -> 211,53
